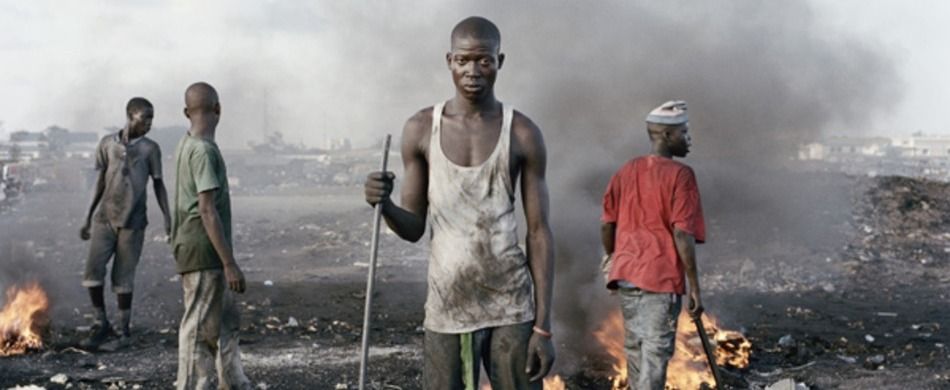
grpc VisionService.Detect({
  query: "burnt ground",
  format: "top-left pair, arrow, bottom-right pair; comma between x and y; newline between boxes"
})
0,170 -> 949,389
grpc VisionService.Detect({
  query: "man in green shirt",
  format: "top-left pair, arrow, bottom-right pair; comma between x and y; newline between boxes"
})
172,82 -> 251,390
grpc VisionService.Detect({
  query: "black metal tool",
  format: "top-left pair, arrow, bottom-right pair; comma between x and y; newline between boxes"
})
691,311 -> 724,389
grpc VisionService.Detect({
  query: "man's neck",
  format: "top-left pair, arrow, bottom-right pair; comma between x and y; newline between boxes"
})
450,93 -> 499,118
120,127 -> 141,145
188,120 -> 216,141
650,143 -> 674,159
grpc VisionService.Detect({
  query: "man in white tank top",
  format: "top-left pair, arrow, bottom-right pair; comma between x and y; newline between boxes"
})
365,16 -> 556,390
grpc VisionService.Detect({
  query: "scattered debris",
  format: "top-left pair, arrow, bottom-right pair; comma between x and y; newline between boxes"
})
836,354 -> 857,364
766,378 -> 809,390
849,176 -> 950,267
48,374 -> 67,385
286,317 -> 299,328
59,347 -> 91,355
864,354 -> 886,369
778,334 -> 795,348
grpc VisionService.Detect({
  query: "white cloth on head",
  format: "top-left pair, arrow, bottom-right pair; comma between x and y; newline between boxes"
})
646,100 -> 688,125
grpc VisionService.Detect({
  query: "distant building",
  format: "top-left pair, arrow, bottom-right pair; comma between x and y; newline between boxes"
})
798,137 -> 891,161
892,134 -> 950,158
324,137 -> 352,152
798,142 -> 826,160
0,145 -> 10,161
61,131 -> 98,144
9,131 -> 44,143
64,142 -> 99,159
9,131 -> 48,161
7,127 -> 100,161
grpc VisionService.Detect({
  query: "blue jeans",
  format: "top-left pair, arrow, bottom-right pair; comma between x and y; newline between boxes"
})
619,288 -> 682,390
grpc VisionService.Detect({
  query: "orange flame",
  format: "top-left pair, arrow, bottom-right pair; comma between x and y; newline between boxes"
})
592,310 -> 629,389
543,375 -> 566,389
479,375 -> 566,389
593,309 -> 751,390
0,282 -> 50,356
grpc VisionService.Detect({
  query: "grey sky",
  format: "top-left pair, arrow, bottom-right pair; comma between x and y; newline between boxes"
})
817,0 -> 950,135
0,1 -> 945,147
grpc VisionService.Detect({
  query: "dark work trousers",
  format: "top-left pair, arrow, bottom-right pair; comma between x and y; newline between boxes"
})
423,321 -> 541,390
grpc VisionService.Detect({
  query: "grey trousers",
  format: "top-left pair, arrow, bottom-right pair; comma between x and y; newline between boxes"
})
82,221 -> 145,293
619,288 -> 682,390
176,269 -> 251,390
424,321 -> 541,390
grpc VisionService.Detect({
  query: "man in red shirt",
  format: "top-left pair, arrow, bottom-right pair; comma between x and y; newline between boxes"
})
600,100 -> 705,390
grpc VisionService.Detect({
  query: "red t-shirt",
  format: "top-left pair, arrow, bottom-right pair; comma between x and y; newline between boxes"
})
601,155 -> 706,295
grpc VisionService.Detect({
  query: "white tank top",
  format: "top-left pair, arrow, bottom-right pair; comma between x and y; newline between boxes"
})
424,101 -> 535,333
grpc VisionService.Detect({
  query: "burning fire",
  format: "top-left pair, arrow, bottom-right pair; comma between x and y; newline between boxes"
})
592,310 -> 629,389
0,282 -> 50,356
543,375 -> 566,389
429,308 -> 750,390
591,309 -> 751,390
477,374 -> 566,389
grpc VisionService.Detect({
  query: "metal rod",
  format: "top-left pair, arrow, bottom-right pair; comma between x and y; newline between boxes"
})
358,134 -> 392,390
692,313 -> 724,389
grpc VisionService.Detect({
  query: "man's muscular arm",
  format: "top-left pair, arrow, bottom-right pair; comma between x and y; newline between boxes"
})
674,228 -> 702,317
154,179 -> 171,237
364,110 -> 430,242
198,190 -> 245,293
515,113 -> 556,381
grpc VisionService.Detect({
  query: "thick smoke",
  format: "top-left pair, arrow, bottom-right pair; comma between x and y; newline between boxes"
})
6,0 -> 900,375
8,2 -> 898,150
192,0 -> 897,373
350,0 -> 899,373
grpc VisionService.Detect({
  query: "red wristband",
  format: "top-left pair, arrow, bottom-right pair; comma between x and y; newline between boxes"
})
532,326 -> 552,338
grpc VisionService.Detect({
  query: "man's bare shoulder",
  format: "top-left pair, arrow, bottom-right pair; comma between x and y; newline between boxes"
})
402,106 -> 434,154
511,110 -> 544,152
404,107 -> 434,135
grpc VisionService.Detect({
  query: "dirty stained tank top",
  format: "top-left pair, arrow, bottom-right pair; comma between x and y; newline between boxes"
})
424,101 -> 535,333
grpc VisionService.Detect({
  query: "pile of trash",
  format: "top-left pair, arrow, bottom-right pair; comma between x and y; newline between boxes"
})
848,175 -> 950,266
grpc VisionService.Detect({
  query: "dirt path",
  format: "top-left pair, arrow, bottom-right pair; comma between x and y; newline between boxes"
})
1,173 -> 948,389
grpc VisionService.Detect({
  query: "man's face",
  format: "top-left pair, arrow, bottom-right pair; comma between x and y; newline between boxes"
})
669,123 -> 692,157
128,107 -> 154,138
446,36 -> 503,101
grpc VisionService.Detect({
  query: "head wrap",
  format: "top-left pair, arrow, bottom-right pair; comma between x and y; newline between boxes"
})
646,100 -> 688,125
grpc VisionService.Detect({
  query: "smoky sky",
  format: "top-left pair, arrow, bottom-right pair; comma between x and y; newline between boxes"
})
2,1 -> 899,152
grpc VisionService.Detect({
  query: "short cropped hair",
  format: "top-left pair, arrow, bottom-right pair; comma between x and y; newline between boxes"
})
126,97 -> 153,117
